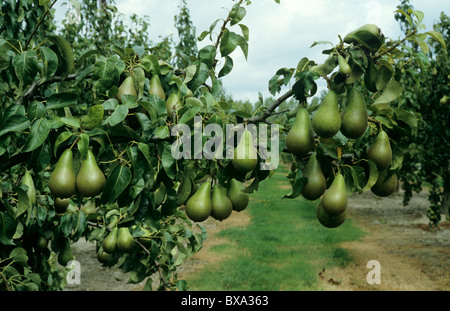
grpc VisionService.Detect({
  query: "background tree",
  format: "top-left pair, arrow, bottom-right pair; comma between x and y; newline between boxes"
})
173,0 -> 198,69
394,0 -> 449,227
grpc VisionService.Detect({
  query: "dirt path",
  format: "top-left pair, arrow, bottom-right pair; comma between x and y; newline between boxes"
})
318,190 -> 450,290
65,189 -> 450,291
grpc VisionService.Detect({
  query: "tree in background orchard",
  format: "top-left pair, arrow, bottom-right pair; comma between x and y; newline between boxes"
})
394,0 -> 449,227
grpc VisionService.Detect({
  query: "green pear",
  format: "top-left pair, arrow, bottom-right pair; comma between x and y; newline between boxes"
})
301,154 -> 326,201
316,202 -> 346,228
364,60 -> 378,92
117,227 -> 135,252
185,181 -> 212,222
177,175 -> 193,206
367,130 -> 392,170
338,54 -> 352,75
97,249 -> 114,265
227,179 -> 249,212
286,108 -> 315,157
76,149 -> 106,197
321,173 -> 348,216
371,170 -> 397,197
211,184 -> 233,221
58,241 -> 74,266
116,76 -> 137,103
54,197 -> 70,213
312,91 -> 341,138
48,149 -> 76,198
340,87 -> 368,139
150,75 -> 166,100
36,236 -> 48,251
102,227 -> 118,254
166,92 -> 182,117
232,129 -> 258,174
21,169 -> 36,206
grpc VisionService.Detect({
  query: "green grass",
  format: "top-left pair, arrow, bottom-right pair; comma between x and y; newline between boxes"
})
186,166 -> 366,291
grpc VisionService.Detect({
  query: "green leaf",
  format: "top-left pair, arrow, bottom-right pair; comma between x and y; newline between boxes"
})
425,31 -> 446,51
9,247 -> 28,264
372,79 -> 404,105
394,9 -> 413,26
92,55 -> 123,95
83,104 -> 104,130
137,143 -> 153,168
184,65 -> 197,84
283,169 -> 306,199
12,50 -> 38,88
60,116 -> 80,129
46,92 -> 78,110
230,4 -> 246,26
292,70 -> 320,102
14,185 -> 30,217
179,107 -> 201,124
142,55 -> 160,75
0,115 -> 30,137
39,46 -> 58,84
27,101 -> 46,120
22,118 -> 51,152
197,30 -> 210,41
48,35 -> 74,78
77,133 -> 90,160
101,165 -> 132,204
359,160 -> 379,192
237,34 -> 249,60
60,214 -> 73,237
238,24 -> 249,41
105,104 -> 129,127
54,131 -> 73,156
394,108 -> 418,137
220,29 -> 239,57
0,212 -> 17,245
189,62 -> 209,91
162,147 -> 175,179
198,45 -> 216,69
154,125 -> 170,139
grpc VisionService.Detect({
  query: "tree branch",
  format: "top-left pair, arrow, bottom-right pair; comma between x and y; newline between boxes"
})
16,73 -> 86,106
244,89 -> 293,124
24,0 -> 58,50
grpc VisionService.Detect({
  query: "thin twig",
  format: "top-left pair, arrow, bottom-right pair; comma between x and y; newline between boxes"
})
16,73 -> 86,106
24,0 -> 58,50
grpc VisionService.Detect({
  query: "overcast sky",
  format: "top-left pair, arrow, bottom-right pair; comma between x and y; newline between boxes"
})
56,0 -> 448,103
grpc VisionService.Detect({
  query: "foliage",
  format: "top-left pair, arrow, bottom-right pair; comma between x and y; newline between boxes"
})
393,2 -> 449,227
0,0 -> 444,291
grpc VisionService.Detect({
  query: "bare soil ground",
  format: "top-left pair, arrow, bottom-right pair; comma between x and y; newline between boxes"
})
65,189 -> 450,291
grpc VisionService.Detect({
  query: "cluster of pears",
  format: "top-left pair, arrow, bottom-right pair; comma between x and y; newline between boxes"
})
101,225 -> 135,255
116,69 -> 188,118
185,179 -> 249,223
366,130 -> 397,197
48,148 -> 106,211
285,87 -> 397,227
298,153 -> 348,228
286,87 -> 369,160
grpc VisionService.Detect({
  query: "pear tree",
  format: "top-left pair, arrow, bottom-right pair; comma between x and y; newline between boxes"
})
0,0 -> 445,291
